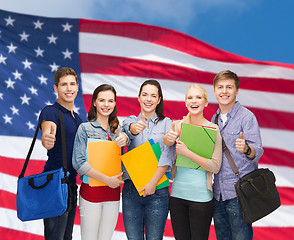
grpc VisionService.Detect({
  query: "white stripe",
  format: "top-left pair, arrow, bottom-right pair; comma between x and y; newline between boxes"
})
81,74 -> 294,113
0,136 -> 47,160
259,164 -> 294,188
79,32 -> 294,80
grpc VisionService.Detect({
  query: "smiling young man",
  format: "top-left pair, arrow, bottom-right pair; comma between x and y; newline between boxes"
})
38,67 -> 83,240
211,70 -> 264,240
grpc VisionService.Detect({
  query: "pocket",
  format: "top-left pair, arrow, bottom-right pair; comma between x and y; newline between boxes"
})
154,187 -> 169,198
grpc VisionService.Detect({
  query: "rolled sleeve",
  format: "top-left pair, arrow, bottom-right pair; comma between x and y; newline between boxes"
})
72,124 -> 92,176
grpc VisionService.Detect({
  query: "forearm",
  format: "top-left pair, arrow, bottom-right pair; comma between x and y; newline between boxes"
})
149,166 -> 169,186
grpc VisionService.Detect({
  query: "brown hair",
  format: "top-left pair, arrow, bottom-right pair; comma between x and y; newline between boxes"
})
87,84 -> 119,134
213,70 -> 240,89
54,67 -> 78,86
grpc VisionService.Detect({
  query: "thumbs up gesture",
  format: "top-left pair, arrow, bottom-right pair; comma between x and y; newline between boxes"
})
135,113 -> 147,134
42,122 -> 56,150
166,122 -> 178,144
235,132 -> 248,153
115,125 -> 127,147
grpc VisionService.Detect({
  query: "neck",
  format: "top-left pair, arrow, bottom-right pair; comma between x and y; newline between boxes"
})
141,110 -> 156,120
97,115 -> 109,130
219,101 -> 236,114
189,113 -> 208,126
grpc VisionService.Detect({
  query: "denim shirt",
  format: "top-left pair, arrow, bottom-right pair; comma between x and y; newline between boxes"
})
72,120 -> 129,179
122,113 -> 176,180
212,101 -> 264,201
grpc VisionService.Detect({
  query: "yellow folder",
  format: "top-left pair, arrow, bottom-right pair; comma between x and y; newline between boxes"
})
87,139 -> 122,187
121,141 -> 168,196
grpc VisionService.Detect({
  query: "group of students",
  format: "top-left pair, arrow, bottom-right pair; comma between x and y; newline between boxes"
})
39,67 -> 263,240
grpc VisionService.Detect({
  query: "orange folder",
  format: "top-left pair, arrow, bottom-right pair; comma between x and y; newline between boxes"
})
87,139 -> 122,187
121,141 -> 168,196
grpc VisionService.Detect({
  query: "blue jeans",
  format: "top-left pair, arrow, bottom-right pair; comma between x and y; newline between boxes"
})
213,197 -> 253,240
122,180 -> 169,240
44,184 -> 78,240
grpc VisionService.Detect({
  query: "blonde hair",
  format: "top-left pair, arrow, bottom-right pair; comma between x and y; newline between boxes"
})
185,84 -> 208,101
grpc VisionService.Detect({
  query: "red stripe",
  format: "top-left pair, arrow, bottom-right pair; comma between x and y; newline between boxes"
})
83,95 -> 294,132
0,156 -> 45,177
80,53 -> 294,94
79,19 -> 294,70
0,227 -> 43,240
259,148 -> 294,169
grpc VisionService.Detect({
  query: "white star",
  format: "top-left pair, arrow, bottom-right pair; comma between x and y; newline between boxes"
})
35,110 -> 41,120
12,70 -> 22,80
26,121 -> 35,130
28,86 -> 38,95
74,105 -> 80,114
10,105 -> 19,115
0,92 -> 3,100
49,62 -> 59,72
0,54 -> 7,64
45,100 -> 53,105
5,78 -> 16,89
62,22 -> 73,32
20,94 -> 31,105
22,59 -> 32,69
33,20 -> 44,29
38,75 -> 48,84
47,34 -> 58,44
34,47 -> 45,57
62,49 -> 73,59
5,16 -> 15,26
7,43 -> 17,53
19,31 -> 30,41
3,114 -> 12,124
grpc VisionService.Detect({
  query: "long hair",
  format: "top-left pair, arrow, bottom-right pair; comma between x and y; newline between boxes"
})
138,79 -> 165,123
87,84 -> 119,134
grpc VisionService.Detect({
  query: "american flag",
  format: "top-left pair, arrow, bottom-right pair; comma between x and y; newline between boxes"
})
1,8 -> 294,240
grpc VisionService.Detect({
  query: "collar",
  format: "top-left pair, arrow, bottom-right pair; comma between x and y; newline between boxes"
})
89,120 -> 111,132
138,112 -> 158,123
53,102 -> 70,113
217,101 -> 241,119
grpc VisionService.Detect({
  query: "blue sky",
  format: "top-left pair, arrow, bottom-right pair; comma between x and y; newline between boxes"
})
1,0 -> 293,64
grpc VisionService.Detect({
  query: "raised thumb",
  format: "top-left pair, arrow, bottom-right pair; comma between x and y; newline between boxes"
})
116,125 -> 121,137
50,124 -> 55,135
171,121 -> 176,132
141,113 -> 146,124
240,132 -> 245,139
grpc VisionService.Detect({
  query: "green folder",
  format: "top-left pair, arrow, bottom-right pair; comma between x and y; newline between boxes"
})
176,123 -> 217,170
150,142 -> 170,190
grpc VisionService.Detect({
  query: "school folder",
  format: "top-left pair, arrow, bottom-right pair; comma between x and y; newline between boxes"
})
86,139 -> 122,187
121,139 -> 169,196
176,123 -> 217,170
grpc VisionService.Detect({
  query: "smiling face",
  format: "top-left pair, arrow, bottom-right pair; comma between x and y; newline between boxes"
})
214,78 -> 239,112
185,86 -> 208,115
138,84 -> 161,117
54,75 -> 78,108
94,90 -> 116,118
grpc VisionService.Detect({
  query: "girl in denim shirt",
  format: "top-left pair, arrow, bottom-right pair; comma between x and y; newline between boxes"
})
122,79 -> 175,240
72,84 -> 128,240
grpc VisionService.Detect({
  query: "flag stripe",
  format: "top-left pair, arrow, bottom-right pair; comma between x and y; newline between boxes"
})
80,74 -> 294,114
80,53 -> 294,94
79,19 -> 294,71
79,32 -> 294,81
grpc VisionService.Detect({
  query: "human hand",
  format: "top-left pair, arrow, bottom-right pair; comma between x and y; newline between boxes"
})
135,113 -> 147,133
115,126 -> 126,147
42,125 -> 56,150
166,122 -> 178,144
107,172 -> 124,188
176,140 -> 188,155
235,132 -> 247,153
139,181 -> 156,197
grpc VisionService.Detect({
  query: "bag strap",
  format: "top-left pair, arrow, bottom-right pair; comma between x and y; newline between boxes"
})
214,114 -> 240,178
18,109 -> 67,179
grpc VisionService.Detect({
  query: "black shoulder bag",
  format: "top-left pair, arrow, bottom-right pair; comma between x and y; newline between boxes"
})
214,114 -> 280,223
